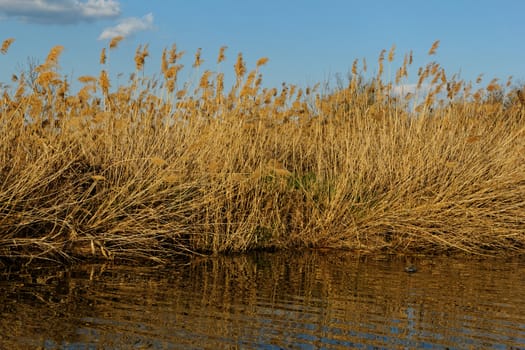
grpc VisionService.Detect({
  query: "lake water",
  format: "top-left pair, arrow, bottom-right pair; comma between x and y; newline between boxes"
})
1,251 -> 524,349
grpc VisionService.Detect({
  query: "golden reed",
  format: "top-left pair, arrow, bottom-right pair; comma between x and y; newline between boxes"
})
0,38 -> 524,264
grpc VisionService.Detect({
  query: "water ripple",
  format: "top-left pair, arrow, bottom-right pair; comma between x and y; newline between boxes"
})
1,252 -> 524,349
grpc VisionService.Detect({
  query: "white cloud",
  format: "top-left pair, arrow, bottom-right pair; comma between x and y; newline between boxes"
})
81,0 -> 120,17
0,0 -> 120,24
98,13 -> 154,40
391,83 -> 431,96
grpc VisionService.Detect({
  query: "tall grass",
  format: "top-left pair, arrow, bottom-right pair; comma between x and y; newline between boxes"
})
1,38 -> 524,263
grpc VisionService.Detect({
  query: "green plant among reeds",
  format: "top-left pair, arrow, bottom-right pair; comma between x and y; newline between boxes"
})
0,38 -> 524,264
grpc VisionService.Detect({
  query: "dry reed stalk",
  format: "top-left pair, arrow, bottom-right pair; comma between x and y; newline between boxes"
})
99,70 -> 110,95
1,40 -> 524,265
517,88 -> 525,106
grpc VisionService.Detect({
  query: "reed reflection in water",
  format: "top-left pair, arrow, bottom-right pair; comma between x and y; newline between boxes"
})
1,251 -> 524,349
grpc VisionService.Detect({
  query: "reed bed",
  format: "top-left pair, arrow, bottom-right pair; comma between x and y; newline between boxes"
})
1,39 -> 524,263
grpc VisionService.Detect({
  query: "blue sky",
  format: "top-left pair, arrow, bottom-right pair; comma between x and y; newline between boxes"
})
1,0 -> 524,92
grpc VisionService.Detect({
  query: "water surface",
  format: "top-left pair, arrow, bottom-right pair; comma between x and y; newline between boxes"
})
1,251 -> 524,349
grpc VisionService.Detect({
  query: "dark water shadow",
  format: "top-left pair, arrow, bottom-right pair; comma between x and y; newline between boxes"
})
1,251 -> 524,349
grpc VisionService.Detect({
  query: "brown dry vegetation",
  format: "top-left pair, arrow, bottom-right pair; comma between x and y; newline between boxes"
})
1,39 -> 524,264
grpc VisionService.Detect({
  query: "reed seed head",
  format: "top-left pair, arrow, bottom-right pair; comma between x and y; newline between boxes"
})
234,53 -> 246,78
1,38 -> 15,54
217,46 -> 227,64
428,40 -> 440,55
100,48 -> 107,65
193,48 -> 203,68
256,57 -> 269,67
109,35 -> 124,49
388,44 -> 396,62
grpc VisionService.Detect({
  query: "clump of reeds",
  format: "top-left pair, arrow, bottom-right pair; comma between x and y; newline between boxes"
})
0,38 -> 524,264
